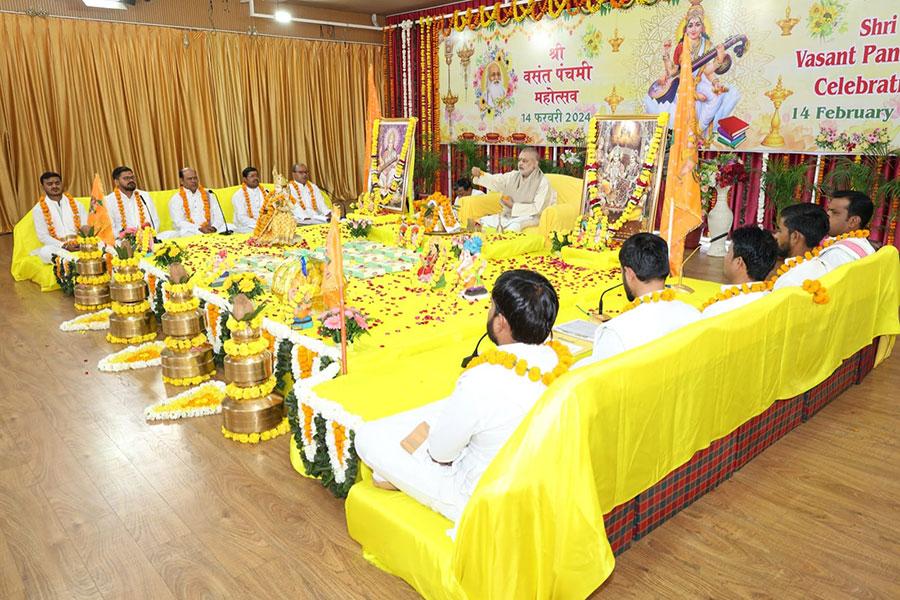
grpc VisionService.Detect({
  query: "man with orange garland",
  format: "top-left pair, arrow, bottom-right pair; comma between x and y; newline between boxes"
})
230,166 -> 269,234
168,167 -> 225,237
287,163 -> 330,224
105,165 -> 163,236
31,171 -> 87,263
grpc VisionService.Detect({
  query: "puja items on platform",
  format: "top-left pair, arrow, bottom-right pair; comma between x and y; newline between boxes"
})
73,226 -> 111,311
160,264 -> 215,386
107,240 -> 156,344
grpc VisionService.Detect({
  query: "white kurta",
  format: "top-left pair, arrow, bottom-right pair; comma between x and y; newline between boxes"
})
701,283 -> 770,319
474,170 -> 556,232
818,237 -> 875,272
288,180 -> 329,223
576,295 -> 701,367
104,189 -> 160,234
31,196 -> 87,263
230,186 -> 268,234
168,187 -> 226,236
355,342 -> 561,525
772,256 -> 830,290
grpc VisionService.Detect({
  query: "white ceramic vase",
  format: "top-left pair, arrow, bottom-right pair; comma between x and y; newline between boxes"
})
706,185 -> 733,257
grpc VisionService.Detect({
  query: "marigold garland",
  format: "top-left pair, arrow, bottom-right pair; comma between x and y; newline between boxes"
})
802,279 -> 830,304
75,302 -> 111,311
701,281 -> 773,311
226,314 -> 264,332
241,183 -> 271,219
164,333 -> 208,351
111,256 -> 141,269
77,273 -> 111,285
222,417 -> 290,444
111,300 -> 150,315
114,187 -> 147,229
179,186 -> 211,225
106,331 -> 157,345
768,230 -> 869,292
223,337 -> 269,357
225,376 -> 277,400
163,371 -> 215,387
288,180 -> 318,213
164,281 -> 194,296
163,297 -> 200,313
464,340 -> 573,386
620,288 -> 676,314
78,250 -> 103,260
113,270 -> 144,284
77,236 -> 101,246
39,193 -> 82,241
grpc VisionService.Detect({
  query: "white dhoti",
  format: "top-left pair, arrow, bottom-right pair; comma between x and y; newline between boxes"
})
478,213 -> 539,232
355,399 -> 468,523
32,245 -> 76,264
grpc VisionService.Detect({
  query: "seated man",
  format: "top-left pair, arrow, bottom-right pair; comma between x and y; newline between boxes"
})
771,203 -> 830,290
577,233 -> 700,367
231,166 -> 269,234
105,165 -> 161,235
472,147 -> 556,232
702,225 -> 778,318
31,171 -> 86,263
453,176 -> 482,205
355,269 -> 568,524
168,167 -> 225,236
820,190 -> 876,270
287,163 -> 329,224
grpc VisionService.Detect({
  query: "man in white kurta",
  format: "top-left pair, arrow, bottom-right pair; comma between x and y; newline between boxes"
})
105,166 -> 161,235
576,233 -> 700,367
472,148 -> 556,232
168,167 -> 225,237
702,226 -> 778,319
230,167 -> 269,234
772,203 -> 830,290
356,269 -> 563,524
31,171 -> 87,263
288,163 -> 330,224
819,190 -> 876,271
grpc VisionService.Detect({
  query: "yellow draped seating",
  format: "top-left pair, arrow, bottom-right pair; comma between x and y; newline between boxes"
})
456,173 -> 583,243
10,183 -> 329,291
345,247 -> 899,599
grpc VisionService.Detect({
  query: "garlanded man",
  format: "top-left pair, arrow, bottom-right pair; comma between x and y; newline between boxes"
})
105,166 -> 160,235
702,226 -> 778,318
771,203 -> 830,290
820,190 -> 876,270
168,167 -> 225,236
231,166 -> 269,234
287,163 -> 330,224
472,147 -> 556,232
355,269 -> 570,525
577,233 -> 700,366
31,171 -> 86,263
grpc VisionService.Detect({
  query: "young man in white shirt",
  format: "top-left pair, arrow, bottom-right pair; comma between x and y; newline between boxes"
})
772,203 -> 830,290
167,167 -> 225,237
577,233 -> 700,367
105,165 -> 160,236
355,269 -> 566,524
702,226 -> 778,318
820,190 -> 876,271
30,171 -> 87,263
231,166 -> 269,234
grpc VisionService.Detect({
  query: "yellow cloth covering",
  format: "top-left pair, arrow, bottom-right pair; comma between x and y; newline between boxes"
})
457,173 -> 583,242
10,183 -> 327,290
346,247 -> 900,599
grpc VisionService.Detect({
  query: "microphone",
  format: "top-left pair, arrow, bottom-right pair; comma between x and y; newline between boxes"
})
209,189 -> 233,235
598,281 -> 624,317
671,230 -> 731,294
461,332 -> 489,368
138,192 -> 157,232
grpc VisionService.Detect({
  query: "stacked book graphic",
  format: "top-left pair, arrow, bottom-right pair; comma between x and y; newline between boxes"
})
717,116 -> 749,149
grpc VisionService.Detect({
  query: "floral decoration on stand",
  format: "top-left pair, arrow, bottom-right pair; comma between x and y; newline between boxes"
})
52,256 -> 77,296
144,381 -> 226,421
160,263 -> 215,387
153,241 -> 185,267
220,272 -> 265,300
318,307 -> 370,345
107,240 -> 157,345
346,218 -> 373,239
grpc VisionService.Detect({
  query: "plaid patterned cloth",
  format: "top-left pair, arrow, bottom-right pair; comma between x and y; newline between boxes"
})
803,355 -> 859,420
633,436 -> 736,539
602,500 -> 636,556
733,396 -> 803,471
855,339 -> 878,384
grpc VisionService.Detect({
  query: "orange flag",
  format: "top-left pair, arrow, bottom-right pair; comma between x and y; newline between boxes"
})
87,173 -> 115,246
362,62 -> 381,190
659,37 -> 703,277
321,206 -> 347,373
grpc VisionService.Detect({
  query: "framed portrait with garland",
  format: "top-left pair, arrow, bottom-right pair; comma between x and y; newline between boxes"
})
577,114 -> 669,248
366,117 -> 417,214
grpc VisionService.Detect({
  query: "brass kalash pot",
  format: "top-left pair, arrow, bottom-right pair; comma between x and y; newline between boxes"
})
107,259 -> 156,343
222,321 -> 283,434
73,237 -> 111,310
160,283 -> 214,384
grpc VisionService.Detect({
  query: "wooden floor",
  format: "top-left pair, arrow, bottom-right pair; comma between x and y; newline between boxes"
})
1,233 -> 897,599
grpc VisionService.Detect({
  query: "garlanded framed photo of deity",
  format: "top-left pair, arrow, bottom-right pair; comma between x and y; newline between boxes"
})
366,118 -> 418,213
580,114 -> 670,244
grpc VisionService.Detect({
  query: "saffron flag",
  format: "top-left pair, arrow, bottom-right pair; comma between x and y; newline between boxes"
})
321,208 -> 345,311
87,173 -> 115,246
659,37 -> 703,277
362,63 -> 381,190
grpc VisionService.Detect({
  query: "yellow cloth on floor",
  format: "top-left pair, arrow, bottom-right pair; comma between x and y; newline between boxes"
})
347,247 -> 900,599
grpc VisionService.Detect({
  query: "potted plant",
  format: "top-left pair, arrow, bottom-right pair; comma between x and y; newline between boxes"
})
821,148 -> 900,221
414,148 -> 447,198
762,156 -> 810,216
453,139 -> 488,175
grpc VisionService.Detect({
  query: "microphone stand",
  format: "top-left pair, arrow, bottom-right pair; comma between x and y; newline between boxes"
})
671,229 -> 729,293
595,281 -> 624,322
209,190 -> 233,236
461,332 -> 489,368
138,192 -> 159,241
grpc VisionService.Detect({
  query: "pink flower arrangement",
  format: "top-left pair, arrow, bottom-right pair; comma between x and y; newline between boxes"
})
317,306 -> 370,344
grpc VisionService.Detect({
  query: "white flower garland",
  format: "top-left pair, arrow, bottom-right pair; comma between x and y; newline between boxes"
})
144,380 -> 226,421
757,152 -> 769,226
206,302 -> 224,354
400,20 -> 413,117
60,308 -> 112,332
290,343 -> 343,392
98,341 -> 165,372
325,419 -> 352,485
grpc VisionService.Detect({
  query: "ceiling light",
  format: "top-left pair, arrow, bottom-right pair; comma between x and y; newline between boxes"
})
82,0 -> 129,9
274,10 -> 292,24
